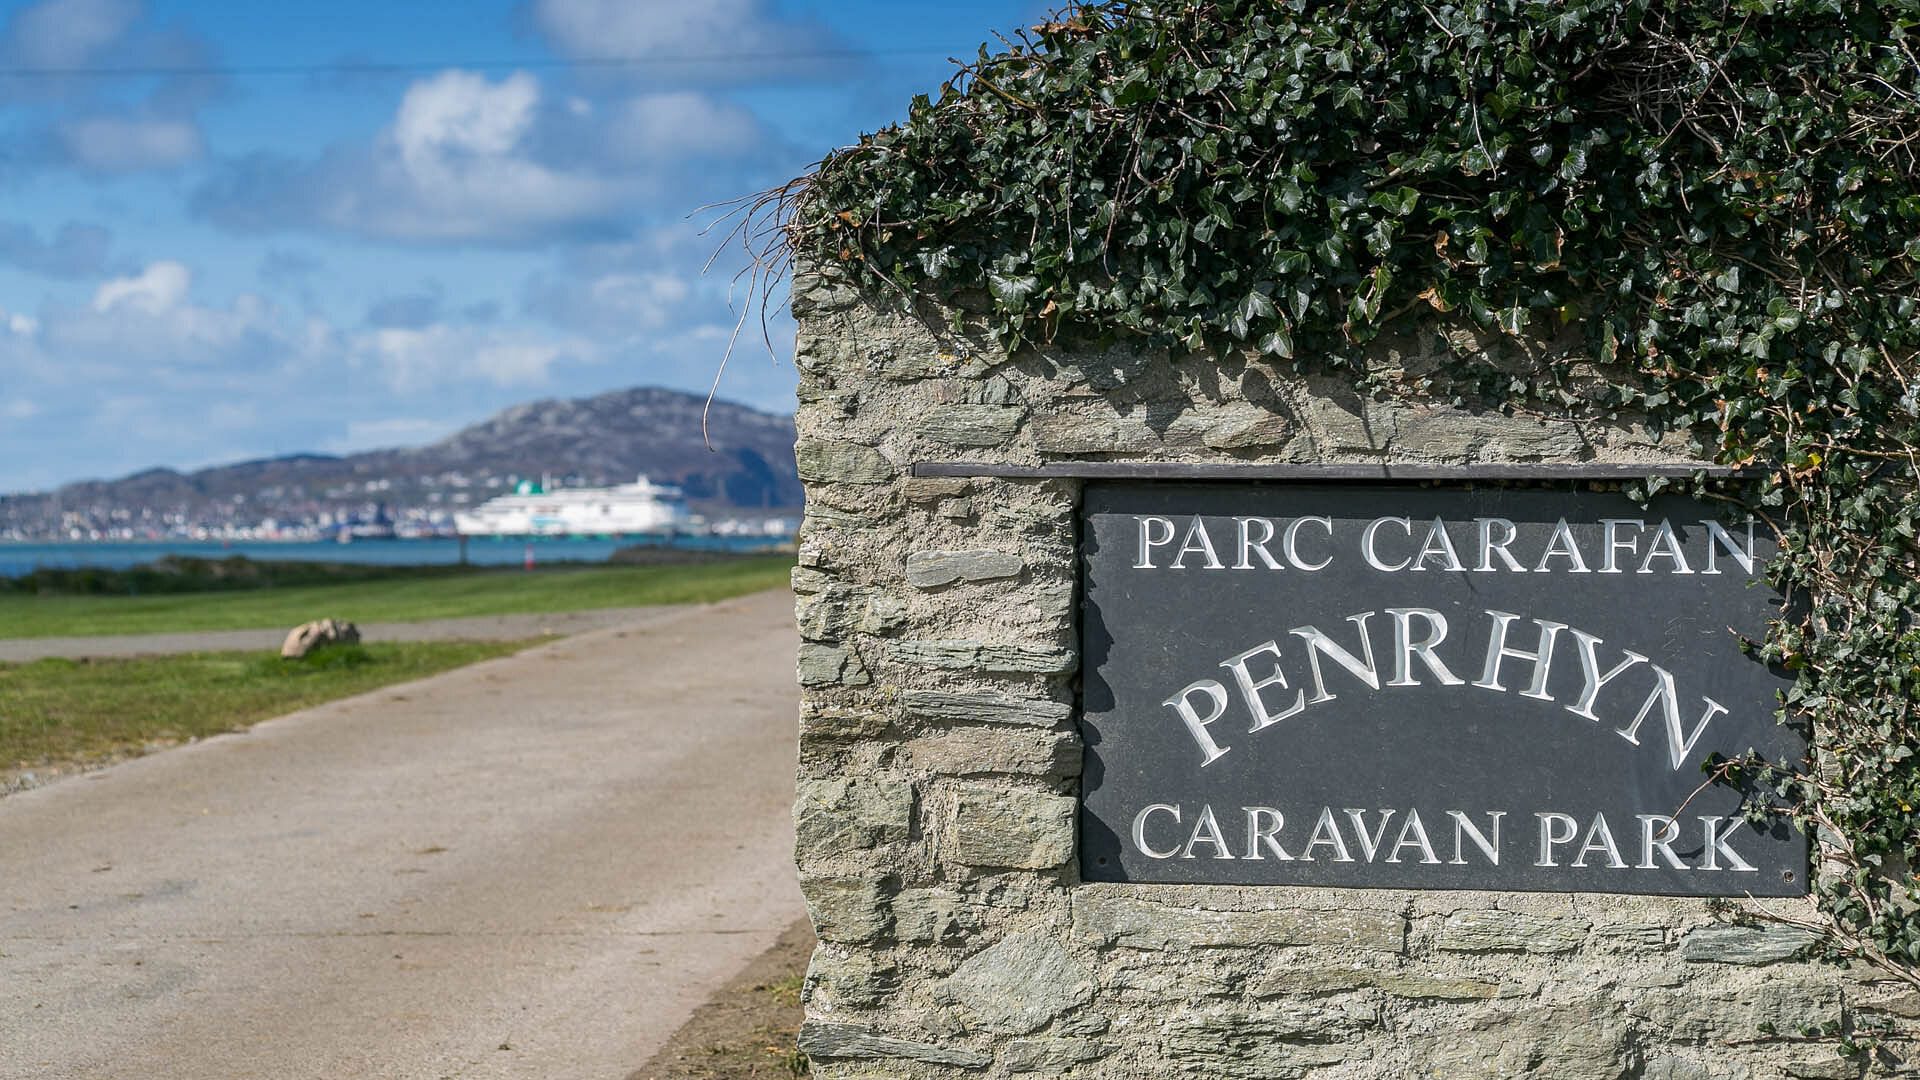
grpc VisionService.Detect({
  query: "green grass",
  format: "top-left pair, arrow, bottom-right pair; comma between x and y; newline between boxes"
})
0,640 -> 533,773
0,556 -> 792,639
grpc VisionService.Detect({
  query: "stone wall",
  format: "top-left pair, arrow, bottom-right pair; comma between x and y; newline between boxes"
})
787,272 -> 1916,1079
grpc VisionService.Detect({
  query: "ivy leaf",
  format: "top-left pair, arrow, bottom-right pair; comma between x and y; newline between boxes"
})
1259,326 -> 1295,358
918,248 -> 956,278
987,272 -> 1041,306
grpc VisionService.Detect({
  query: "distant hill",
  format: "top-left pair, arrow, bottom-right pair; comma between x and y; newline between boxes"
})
0,387 -> 800,540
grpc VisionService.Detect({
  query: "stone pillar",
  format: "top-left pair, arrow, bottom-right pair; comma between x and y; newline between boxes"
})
788,272 -> 1906,1078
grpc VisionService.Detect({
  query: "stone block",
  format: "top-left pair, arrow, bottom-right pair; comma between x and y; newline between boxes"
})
794,386 -> 859,415
1640,1055 -> 1744,1080
801,872 -> 891,942
1679,924 -> 1818,965
1003,1037 -> 1108,1072
1033,411 -> 1120,454
797,1022 -> 990,1069
807,948 -> 900,1008
1434,909 -> 1588,954
901,690 -> 1073,727
985,500 -> 1075,534
1592,923 -> 1669,952
1377,973 -> 1502,1000
1073,894 -> 1406,953
870,346 -> 972,382
898,728 -> 1080,778
796,587 -> 907,641
903,476 -> 972,502
1634,978 -> 1842,1042
912,405 -> 1026,447
943,930 -> 1096,1034
890,639 -> 1075,674
1109,960 -> 1241,998
790,566 -> 834,594
1396,408 -> 1587,461
950,786 -> 1075,869
788,272 -> 859,316
893,887 -> 975,943
1858,988 -> 1920,1018
796,438 -> 893,484
1202,406 -> 1294,451
800,703 -> 890,740
1782,1060 -> 1857,1080
1247,967 -> 1378,997
1299,388 -> 1397,455
905,549 -> 1026,588
796,643 -> 870,687
1058,1012 -> 1110,1036
1414,999 -> 1630,1080
965,372 -> 1022,406
803,504 -> 878,530
1163,1009 -> 1359,1078
794,778 -> 913,853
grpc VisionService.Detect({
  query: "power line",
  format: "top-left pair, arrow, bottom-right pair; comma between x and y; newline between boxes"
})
0,46 -> 969,80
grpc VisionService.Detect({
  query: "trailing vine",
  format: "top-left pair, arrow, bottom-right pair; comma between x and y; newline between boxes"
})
770,0 -> 1920,983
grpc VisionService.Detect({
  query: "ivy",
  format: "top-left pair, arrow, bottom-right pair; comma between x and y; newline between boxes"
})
777,1 -> 1920,986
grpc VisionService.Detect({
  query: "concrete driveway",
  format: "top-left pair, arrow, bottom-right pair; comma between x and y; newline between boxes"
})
0,588 -> 803,1080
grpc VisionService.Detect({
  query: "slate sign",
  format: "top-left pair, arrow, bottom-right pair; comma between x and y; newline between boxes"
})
1079,482 -> 1808,895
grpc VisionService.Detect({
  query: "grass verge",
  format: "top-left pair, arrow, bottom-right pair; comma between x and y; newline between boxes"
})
629,916 -> 814,1080
0,639 -> 534,781
0,556 -> 792,639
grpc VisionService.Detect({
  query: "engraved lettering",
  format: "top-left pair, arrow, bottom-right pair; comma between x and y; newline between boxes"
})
1165,679 -> 1233,767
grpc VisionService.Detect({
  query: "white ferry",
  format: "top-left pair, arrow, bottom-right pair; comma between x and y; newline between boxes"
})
453,475 -> 690,538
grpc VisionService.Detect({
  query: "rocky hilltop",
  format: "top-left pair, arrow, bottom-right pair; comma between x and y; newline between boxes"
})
0,387 -> 800,540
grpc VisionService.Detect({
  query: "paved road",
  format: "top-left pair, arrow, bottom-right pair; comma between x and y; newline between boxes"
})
0,589 -> 803,1080
0,605 -> 691,662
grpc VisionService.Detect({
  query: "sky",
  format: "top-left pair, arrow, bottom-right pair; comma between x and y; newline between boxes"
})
0,0 -> 1048,493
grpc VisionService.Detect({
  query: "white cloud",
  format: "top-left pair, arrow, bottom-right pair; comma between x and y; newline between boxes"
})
34,260 -> 323,374
57,113 -> 204,171
395,70 -> 540,161
20,255 -> 605,399
0,219 -> 117,279
323,417 -> 459,454
93,260 -> 190,313
1,0 -> 139,68
527,0 -> 851,83
191,70 -> 787,245
0,0 -> 220,173
525,269 -> 690,337
1,398 -> 39,420
205,400 -> 257,430
353,323 -> 599,393
353,70 -> 621,241
603,92 -> 764,161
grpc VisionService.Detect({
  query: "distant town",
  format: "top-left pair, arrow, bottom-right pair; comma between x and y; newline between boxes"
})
0,386 -> 805,545
0,469 -> 797,544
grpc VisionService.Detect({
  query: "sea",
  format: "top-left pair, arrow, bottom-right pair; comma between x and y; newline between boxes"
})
0,535 -> 791,579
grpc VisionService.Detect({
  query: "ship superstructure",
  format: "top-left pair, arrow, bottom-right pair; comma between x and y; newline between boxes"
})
452,476 -> 689,537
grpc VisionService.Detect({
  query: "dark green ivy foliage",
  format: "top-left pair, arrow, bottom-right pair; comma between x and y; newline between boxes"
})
786,0 -> 1920,977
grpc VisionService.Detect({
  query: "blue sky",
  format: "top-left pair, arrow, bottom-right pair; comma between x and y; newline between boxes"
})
0,0 -> 1046,492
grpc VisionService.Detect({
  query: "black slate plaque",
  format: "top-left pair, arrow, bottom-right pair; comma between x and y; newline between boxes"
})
1079,482 -> 1808,895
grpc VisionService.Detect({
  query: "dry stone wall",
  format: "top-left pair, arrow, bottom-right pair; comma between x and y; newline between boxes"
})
788,271 -> 1915,1079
